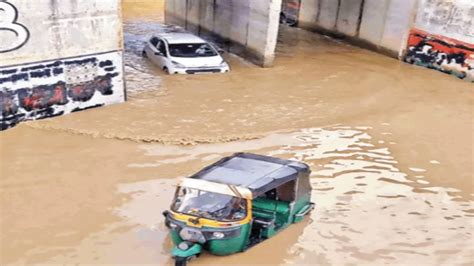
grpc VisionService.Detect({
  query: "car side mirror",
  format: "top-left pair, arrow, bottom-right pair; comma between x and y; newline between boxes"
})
218,49 -> 225,54
155,51 -> 164,56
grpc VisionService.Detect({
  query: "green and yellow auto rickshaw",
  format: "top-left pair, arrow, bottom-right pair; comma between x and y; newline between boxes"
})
163,153 -> 314,266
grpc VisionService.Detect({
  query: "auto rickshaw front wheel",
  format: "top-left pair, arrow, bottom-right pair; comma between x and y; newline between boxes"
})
174,257 -> 187,266
175,255 -> 198,266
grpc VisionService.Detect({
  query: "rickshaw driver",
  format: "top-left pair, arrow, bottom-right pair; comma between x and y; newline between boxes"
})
173,188 -> 247,221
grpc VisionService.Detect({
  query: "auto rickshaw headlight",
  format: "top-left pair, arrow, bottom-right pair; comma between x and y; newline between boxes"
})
212,232 -> 225,239
179,227 -> 206,243
178,242 -> 189,250
169,223 -> 178,229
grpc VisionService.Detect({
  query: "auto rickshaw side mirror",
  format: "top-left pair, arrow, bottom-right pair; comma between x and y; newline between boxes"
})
162,210 -> 170,218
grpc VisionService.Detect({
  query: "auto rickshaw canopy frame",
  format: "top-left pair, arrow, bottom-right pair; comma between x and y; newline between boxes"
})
178,153 -> 311,200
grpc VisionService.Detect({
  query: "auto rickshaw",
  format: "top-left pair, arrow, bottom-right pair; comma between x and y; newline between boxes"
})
163,153 -> 315,266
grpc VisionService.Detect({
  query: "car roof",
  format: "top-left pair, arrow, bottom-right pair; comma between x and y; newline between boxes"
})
157,33 -> 207,44
189,153 -> 310,197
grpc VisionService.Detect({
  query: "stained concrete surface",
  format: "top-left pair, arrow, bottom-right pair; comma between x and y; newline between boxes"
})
165,0 -> 282,67
1,1 -> 473,265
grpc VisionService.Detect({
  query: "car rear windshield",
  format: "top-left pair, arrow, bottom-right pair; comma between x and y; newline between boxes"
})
169,43 -> 218,58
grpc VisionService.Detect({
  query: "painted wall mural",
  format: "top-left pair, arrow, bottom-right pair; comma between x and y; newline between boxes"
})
406,0 -> 474,82
0,51 -> 125,130
0,0 -> 30,53
405,28 -> 474,82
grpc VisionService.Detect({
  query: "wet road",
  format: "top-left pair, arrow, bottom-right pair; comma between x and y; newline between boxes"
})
1,0 -> 473,265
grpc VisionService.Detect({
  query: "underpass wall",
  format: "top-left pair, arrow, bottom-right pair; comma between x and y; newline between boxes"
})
405,0 -> 474,82
165,0 -> 282,67
0,0 -> 125,130
298,0 -> 418,58
298,0 -> 473,82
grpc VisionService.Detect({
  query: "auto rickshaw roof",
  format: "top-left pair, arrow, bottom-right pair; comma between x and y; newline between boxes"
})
190,153 -> 310,196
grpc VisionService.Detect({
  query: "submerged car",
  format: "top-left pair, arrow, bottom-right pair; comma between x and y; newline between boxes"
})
163,153 -> 314,266
143,33 -> 230,75
280,0 -> 301,27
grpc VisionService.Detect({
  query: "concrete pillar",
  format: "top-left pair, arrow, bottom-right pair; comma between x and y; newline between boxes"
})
247,0 -> 282,67
165,0 -> 282,67
336,0 -> 363,36
359,0 -> 390,45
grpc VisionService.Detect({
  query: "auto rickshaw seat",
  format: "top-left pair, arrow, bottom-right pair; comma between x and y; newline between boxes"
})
252,198 -> 291,227
253,198 -> 290,212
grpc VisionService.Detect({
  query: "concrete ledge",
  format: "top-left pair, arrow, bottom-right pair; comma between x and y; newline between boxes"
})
299,22 -> 400,59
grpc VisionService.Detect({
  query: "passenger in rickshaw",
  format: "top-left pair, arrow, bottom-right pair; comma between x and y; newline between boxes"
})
252,180 -> 295,233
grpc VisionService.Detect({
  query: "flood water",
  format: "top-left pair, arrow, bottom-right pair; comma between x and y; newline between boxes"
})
1,0 -> 473,265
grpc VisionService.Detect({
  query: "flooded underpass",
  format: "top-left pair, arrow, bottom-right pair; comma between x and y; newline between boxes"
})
1,1 -> 473,265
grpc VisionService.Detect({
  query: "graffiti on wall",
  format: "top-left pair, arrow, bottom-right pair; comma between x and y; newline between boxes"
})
0,0 -> 30,53
405,28 -> 474,82
416,0 -> 474,43
0,51 -> 125,130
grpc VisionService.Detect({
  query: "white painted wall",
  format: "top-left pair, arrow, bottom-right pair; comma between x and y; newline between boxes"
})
415,0 -> 474,44
248,0 -> 282,66
380,0 -> 418,55
0,0 -> 123,67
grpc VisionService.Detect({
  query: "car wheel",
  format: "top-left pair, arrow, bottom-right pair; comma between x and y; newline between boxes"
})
142,50 -> 147,57
287,19 -> 298,27
163,67 -> 171,75
280,13 -> 287,24
174,257 -> 187,266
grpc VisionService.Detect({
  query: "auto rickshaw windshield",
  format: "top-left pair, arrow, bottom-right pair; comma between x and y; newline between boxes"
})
172,187 -> 247,222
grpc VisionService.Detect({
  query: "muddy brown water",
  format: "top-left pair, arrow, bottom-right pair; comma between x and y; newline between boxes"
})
1,1 -> 473,265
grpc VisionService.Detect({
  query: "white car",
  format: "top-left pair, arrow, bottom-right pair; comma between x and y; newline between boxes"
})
143,33 -> 230,75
